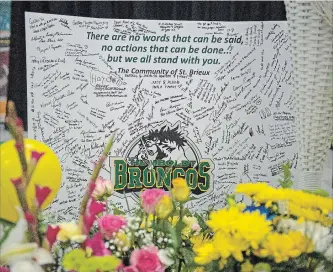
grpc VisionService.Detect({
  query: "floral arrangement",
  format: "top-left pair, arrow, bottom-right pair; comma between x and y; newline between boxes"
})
0,102 -> 333,272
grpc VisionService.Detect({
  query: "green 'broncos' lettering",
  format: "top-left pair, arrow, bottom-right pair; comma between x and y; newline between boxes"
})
113,159 -> 211,192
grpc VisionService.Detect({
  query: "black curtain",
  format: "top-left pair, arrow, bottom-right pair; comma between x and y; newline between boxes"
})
8,1 -> 286,130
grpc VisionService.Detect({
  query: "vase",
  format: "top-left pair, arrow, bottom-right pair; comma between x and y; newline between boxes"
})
284,1 -> 333,190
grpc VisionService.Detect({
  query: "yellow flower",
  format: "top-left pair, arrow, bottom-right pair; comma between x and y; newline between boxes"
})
62,249 -> 86,271
115,232 -> 131,250
140,214 -> 153,230
254,231 -> 314,263
191,234 -> 211,251
169,216 -> 179,226
183,215 -> 197,226
241,260 -> 254,272
207,207 -> 272,250
193,242 -> 220,265
288,202 -> 332,227
155,195 -> 173,219
236,183 -> 333,214
57,222 -> 86,243
219,258 -> 228,269
213,231 -> 248,262
62,249 -> 121,272
193,206 -> 272,266
171,178 -> 190,202
235,183 -> 333,227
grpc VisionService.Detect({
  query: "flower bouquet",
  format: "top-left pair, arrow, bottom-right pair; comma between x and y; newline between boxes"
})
192,182 -> 333,272
1,102 -> 333,272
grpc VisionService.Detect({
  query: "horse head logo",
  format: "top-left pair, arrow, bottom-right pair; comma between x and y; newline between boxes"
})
136,123 -> 190,163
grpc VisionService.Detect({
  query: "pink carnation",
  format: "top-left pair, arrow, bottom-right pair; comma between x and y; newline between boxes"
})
0,266 -> 10,272
130,246 -> 164,272
98,215 -> 127,239
140,189 -> 167,214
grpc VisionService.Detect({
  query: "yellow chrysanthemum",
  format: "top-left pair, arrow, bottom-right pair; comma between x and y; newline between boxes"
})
288,202 -> 332,227
207,207 -> 272,250
62,249 -> 86,271
254,231 -> 314,263
193,242 -> 220,265
191,234 -> 211,251
193,207 -> 272,266
62,249 -> 121,272
213,231 -> 248,262
236,183 -> 333,214
236,183 -> 333,227
88,255 -> 121,272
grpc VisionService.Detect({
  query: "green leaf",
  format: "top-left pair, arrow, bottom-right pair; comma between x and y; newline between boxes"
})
0,224 -> 14,247
194,213 -> 207,229
278,162 -> 294,188
204,260 -> 220,271
0,218 -> 15,227
175,219 -> 186,234
183,208 -> 192,217
180,247 -> 195,265
303,189 -> 329,197
111,204 -> 126,215
168,223 -> 180,249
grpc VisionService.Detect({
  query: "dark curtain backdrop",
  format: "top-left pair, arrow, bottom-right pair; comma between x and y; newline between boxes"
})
8,1 -> 286,130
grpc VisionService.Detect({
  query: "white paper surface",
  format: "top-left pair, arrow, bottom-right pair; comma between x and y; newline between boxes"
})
25,12 -> 297,221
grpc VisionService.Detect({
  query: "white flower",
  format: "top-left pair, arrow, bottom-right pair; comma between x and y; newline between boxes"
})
92,177 -> 114,200
11,260 -> 45,272
324,244 -> 333,262
158,249 -> 174,267
0,208 -> 54,272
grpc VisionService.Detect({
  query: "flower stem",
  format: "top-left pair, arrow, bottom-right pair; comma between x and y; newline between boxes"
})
5,101 -> 41,246
145,214 -> 148,231
153,215 -> 157,243
5,101 -> 28,183
179,203 -> 183,222
78,132 -> 117,230
177,258 -> 182,272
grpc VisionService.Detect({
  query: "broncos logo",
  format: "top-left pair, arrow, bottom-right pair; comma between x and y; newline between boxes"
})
136,124 -> 191,164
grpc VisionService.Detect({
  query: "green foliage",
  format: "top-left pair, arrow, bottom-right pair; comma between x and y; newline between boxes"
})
0,219 -> 14,247
180,247 -> 196,266
303,189 -> 330,197
111,204 -> 126,215
168,222 -> 180,249
278,162 -> 293,188
194,212 -> 207,231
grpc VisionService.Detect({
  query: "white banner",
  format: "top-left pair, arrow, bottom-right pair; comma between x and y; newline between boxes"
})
26,12 -> 297,221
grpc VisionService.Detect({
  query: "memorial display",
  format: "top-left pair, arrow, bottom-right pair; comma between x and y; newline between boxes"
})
25,12 -> 297,220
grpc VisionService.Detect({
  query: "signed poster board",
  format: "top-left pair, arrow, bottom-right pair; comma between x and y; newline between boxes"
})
25,12 -> 297,221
